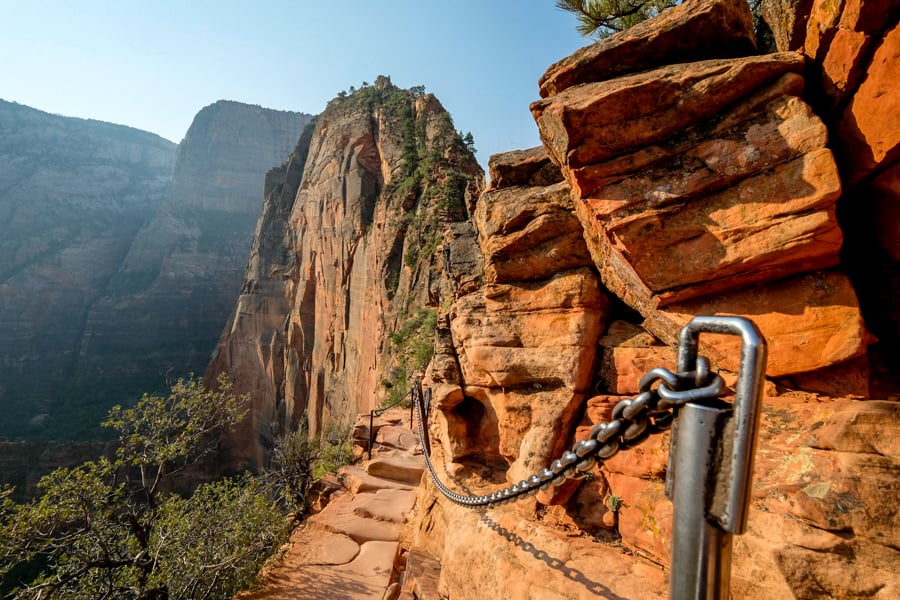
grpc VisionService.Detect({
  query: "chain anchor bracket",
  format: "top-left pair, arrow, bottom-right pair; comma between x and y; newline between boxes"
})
666,316 -> 767,600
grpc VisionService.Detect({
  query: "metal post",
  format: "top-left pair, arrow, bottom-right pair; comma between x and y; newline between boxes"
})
669,401 -> 733,598
367,410 -> 375,460
422,386 -> 432,456
667,316 -> 767,600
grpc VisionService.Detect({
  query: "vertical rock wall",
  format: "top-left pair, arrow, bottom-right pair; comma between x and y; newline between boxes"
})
0,100 -> 176,440
206,79 -> 483,470
76,102 -> 312,429
763,0 -> 900,395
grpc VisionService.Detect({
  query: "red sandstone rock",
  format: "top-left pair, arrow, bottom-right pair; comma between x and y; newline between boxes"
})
486,146 -> 563,190
804,0 -> 900,60
375,426 -> 418,453
566,72 -> 808,198
820,26 -> 875,107
597,346 -> 676,395
531,53 -> 806,169
599,148 -> 842,302
583,395 -> 622,424
644,270 -> 871,377
732,399 -> 900,598
777,354 -> 871,397
450,269 -> 607,391
206,84 -> 483,469
366,452 -> 426,486
538,0 -> 756,97
872,162 -> 900,262
562,475 -> 615,531
352,488 -> 417,524
399,547 -> 442,599
605,473 -> 673,564
588,399 -> 900,595
804,0 -> 846,60
465,386 -> 584,486
340,465 -> 417,494
534,476 -> 583,507
475,182 -> 594,283
415,500 -> 668,599
795,0 -> 900,112
548,54 -> 867,379
602,432 -> 670,481
598,320 -> 660,348
837,19 -> 900,181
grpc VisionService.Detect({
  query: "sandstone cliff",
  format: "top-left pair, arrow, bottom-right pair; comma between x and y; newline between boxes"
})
206,77 -> 483,470
202,1 -> 898,597
405,0 -> 899,598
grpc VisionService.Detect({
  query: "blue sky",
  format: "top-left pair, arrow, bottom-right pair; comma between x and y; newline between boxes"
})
1,1 -> 589,171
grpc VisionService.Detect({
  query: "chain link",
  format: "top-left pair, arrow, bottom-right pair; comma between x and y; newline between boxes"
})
413,357 -> 725,508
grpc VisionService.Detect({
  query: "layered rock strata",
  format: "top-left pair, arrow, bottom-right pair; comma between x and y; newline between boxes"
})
532,46 -> 868,383
77,102 -> 312,435
0,100 -> 176,440
761,0 -> 900,395
407,0 -> 899,598
206,78 -> 483,470
0,99 -> 310,442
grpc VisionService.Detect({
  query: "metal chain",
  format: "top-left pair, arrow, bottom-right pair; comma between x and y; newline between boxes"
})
412,357 -> 725,508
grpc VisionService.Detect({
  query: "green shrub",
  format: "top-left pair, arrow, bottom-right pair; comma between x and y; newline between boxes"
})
0,375 -> 289,600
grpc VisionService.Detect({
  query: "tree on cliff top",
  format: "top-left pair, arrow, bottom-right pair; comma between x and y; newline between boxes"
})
556,0 -> 681,38
557,0 -> 765,39
0,375 -> 289,599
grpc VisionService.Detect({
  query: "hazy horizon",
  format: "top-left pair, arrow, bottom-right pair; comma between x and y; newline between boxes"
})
2,1 -> 590,169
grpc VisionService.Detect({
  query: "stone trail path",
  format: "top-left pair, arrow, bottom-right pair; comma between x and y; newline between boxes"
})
237,408 -> 436,600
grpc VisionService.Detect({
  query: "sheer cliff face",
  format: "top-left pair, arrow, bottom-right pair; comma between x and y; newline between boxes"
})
76,102 -> 312,432
0,100 -> 176,439
0,99 -> 311,441
207,80 -> 483,469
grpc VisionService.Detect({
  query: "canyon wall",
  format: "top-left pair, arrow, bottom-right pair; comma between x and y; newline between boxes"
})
406,0 -> 899,598
0,100 -> 310,443
205,77 -> 483,470
76,102 -> 312,437
199,1 -> 898,596
0,100 -> 176,440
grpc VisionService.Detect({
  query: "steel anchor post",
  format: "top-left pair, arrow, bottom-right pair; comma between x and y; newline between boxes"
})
666,316 -> 767,599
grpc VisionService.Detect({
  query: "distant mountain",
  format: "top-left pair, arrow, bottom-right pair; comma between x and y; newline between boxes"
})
0,99 -> 176,439
0,99 -> 312,440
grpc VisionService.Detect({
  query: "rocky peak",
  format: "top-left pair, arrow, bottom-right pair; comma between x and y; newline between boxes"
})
170,100 -> 312,214
206,80 -> 483,470
0,97 -> 311,443
200,2 -> 898,596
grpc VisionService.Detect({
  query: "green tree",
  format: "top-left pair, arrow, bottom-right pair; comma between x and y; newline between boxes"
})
461,131 -> 476,154
262,415 -> 353,521
0,375 -> 289,599
556,0 -> 681,39
557,0 -> 765,40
